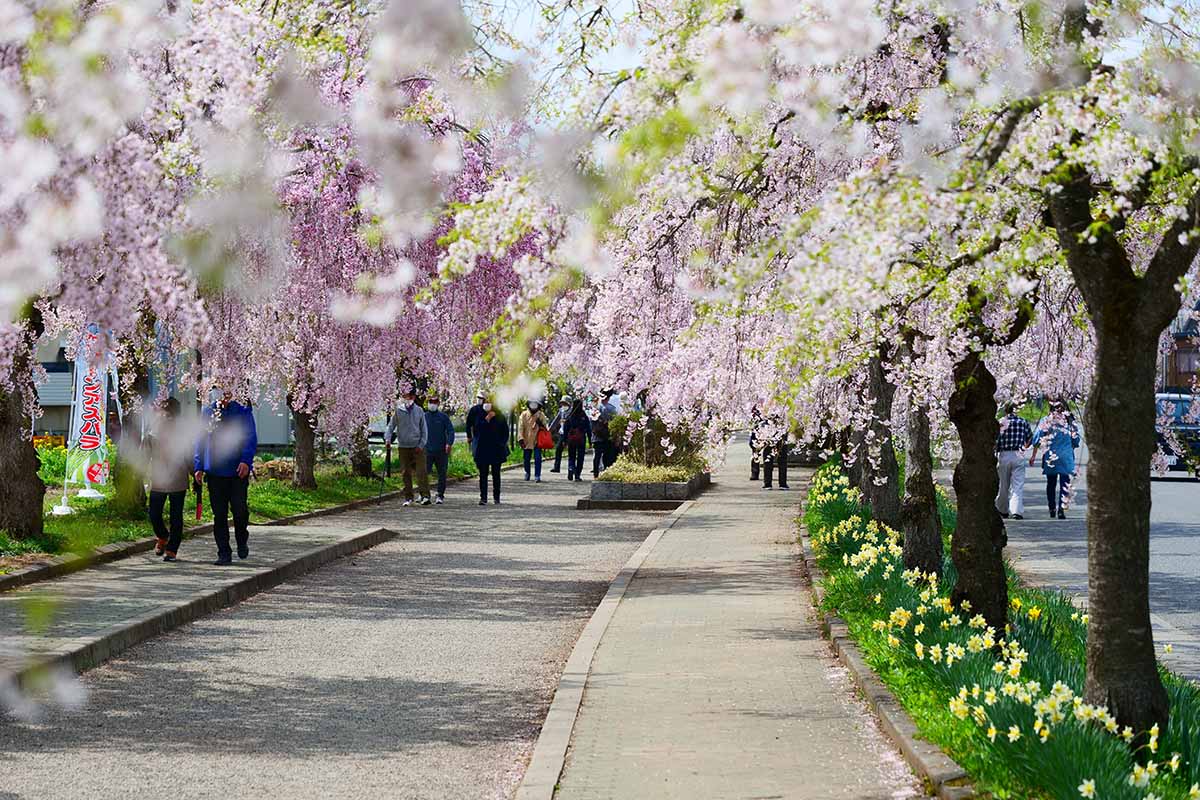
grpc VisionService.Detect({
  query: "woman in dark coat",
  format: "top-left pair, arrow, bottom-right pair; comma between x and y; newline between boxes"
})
561,399 -> 592,482
473,399 -> 509,505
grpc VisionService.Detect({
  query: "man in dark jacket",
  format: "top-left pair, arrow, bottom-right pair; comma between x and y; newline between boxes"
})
424,396 -> 456,504
473,401 -> 508,505
465,391 -> 486,458
194,389 -> 258,565
592,391 -> 618,478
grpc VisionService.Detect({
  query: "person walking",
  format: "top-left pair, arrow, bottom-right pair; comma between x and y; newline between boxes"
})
424,396 -> 455,504
148,397 -> 191,562
591,390 -> 618,478
473,398 -> 508,504
194,388 -> 257,566
387,389 -> 431,507
563,399 -> 592,481
549,397 -> 571,473
749,406 -> 764,481
1030,400 -> 1081,519
465,391 -> 486,459
518,399 -> 550,482
995,403 -> 1033,519
761,423 -> 790,490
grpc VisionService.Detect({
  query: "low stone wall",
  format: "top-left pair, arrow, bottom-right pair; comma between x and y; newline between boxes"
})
589,472 -> 711,501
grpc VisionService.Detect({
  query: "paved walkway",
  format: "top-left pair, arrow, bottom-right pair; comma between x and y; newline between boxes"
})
0,518 -> 386,676
0,468 -> 667,800
554,447 -> 920,799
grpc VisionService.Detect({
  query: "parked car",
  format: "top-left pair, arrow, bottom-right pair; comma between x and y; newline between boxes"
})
1155,393 -> 1200,472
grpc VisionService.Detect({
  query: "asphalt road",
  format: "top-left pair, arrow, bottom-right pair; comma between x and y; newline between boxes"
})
1003,467 -> 1200,679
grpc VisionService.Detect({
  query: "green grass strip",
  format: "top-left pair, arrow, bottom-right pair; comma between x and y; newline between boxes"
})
804,462 -> 1200,800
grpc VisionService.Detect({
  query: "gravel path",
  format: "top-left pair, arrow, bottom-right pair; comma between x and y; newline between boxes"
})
0,469 -> 665,800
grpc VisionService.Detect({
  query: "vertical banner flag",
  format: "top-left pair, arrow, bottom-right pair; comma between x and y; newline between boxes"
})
66,324 -> 111,487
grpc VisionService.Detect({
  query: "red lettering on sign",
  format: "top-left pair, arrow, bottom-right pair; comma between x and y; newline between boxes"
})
78,366 -> 104,451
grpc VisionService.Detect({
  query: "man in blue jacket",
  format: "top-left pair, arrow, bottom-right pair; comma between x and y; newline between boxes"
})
194,388 -> 257,565
424,395 -> 455,504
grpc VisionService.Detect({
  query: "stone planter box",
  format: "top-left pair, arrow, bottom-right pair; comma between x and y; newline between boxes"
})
590,472 -> 711,502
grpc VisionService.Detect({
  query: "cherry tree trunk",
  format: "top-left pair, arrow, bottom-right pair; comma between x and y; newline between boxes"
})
350,425 -> 373,478
292,409 -> 318,489
863,352 -> 902,529
947,350 -> 1008,633
901,401 -> 943,577
0,355 -> 45,540
1083,324 -> 1168,734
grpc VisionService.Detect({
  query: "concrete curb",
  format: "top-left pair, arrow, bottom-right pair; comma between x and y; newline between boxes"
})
796,509 -> 976,800
515,498 -> 697,800
1,462 -> 524,595
9,526 -> 397,687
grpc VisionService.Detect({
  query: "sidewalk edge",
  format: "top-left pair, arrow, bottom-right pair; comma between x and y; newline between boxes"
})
798,520 -> 976,800
11,526 -> 396,686
514,499 -> 696,800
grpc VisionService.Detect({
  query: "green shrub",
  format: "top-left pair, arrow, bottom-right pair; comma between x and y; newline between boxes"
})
36,443 -> 68,487
608,411 -> 704,468
804,462 -> 1200,800
596,456 -> 705,483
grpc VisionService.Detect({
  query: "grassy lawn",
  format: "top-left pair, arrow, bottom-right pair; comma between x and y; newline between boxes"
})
804,462 -> 1200,800
1,440 -> 523,571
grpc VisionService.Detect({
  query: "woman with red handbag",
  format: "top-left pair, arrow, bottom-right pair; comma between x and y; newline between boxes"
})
518,399 -> 551,482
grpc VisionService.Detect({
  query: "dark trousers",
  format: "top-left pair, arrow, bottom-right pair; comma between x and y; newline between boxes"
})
763,444 -> 789,488
750,446 -> 761,481
568,444 -> 586,479
523,448 -> 542,479
592,441 -> 615,477
427,449 -> 449,497
148,490 -> 185,554
1046,473 -> 1070,512
477,461 -> 502,502
208,475 -> 250,559
553,439 -> 566,470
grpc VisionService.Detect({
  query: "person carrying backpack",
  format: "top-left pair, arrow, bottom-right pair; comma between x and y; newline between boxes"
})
563,399 -> 592,481
549,397 -> 571,473
591,390 -> 617,478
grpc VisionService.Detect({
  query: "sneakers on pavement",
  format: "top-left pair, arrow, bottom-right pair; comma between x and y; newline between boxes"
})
154,538 -> 167,557
1013,513 -> 1024,520
237,545 -> 249,560
212,558 -> 232,566
419,497 -> 432,506
435,496 -> 444,505
1057,509 -> 1066,519
479,498 -> 487,506
535,477 -> 542,483
402,499 -> 413,507
163,553 -> 178,563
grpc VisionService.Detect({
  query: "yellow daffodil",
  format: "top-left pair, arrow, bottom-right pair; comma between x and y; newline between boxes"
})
987,725 -> 997,742
1007,725 -> 1021,742
1077,778 -> 1095,798
1166,643 -> 1174,654
1028,606 -> 1042,621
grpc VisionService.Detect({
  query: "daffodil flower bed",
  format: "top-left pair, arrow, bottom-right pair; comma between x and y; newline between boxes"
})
805,462 -> 1200,800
